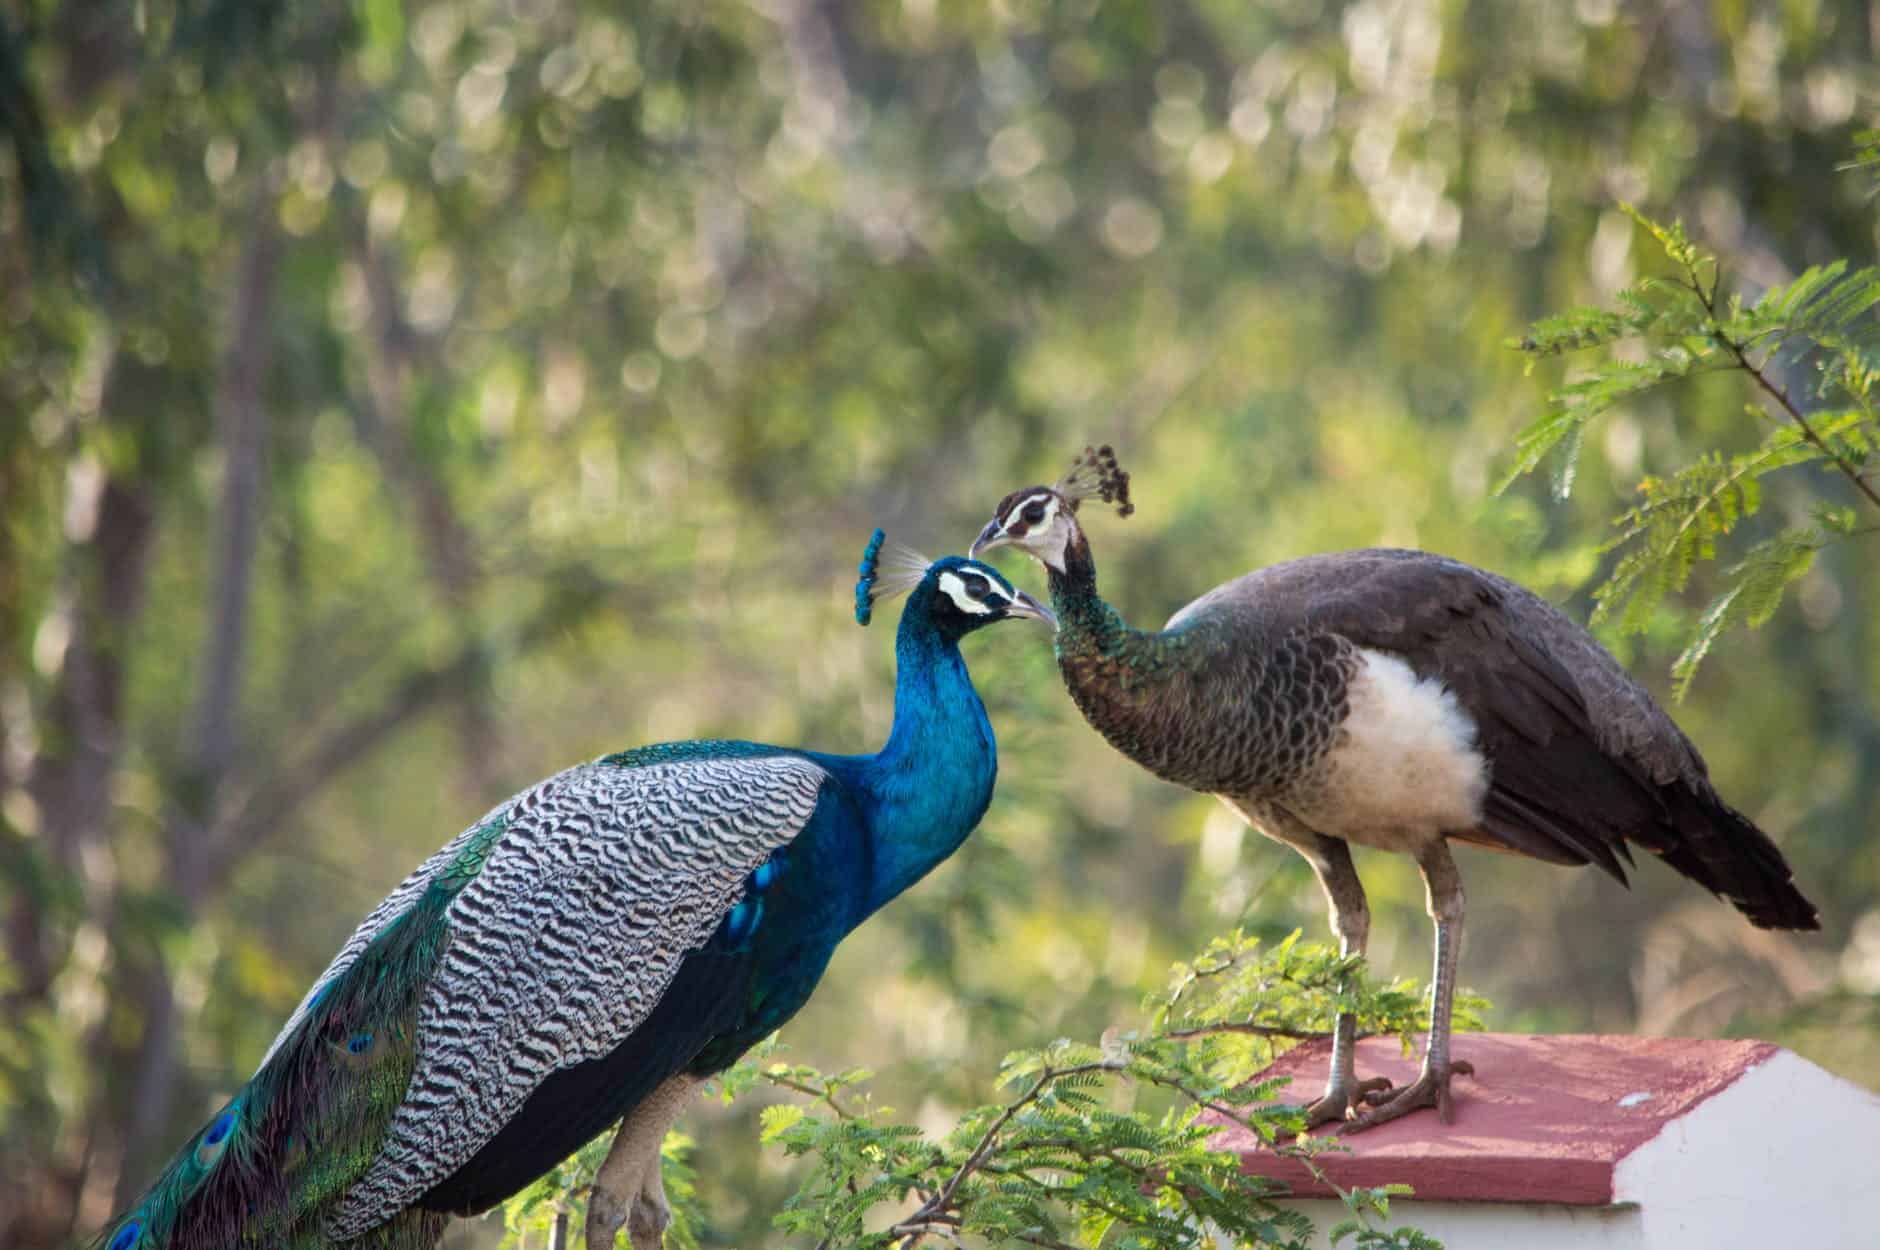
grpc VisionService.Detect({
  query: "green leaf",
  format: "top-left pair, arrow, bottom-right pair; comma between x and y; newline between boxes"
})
1669,527 -> 1829,698
759,1103 -> 805,1143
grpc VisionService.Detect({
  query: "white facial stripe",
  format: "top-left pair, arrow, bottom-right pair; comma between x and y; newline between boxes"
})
1004,493 -> 1059,532
938,570 -> 997,615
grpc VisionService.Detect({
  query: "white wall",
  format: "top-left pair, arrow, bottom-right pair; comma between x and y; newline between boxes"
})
1616,1049 -> 1880,1249
1270,1197 -> 1642,1250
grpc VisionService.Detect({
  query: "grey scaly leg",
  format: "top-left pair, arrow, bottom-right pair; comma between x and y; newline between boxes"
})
1348,839 -> 1473,1131
1297,837 -> 1391,1128
586,1075 -> 700,1250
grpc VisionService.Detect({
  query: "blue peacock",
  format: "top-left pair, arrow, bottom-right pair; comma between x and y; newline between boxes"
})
100,534 -> 1052,1250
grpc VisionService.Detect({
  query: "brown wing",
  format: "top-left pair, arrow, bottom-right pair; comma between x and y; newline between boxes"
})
1171,549 -> 1817,930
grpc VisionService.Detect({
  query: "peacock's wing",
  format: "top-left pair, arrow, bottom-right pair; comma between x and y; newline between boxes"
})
99,748 -> 826,1250
320,749 -> 829,1238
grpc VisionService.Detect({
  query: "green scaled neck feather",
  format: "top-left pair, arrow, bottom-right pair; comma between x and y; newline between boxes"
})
1041,530 -> 1243,794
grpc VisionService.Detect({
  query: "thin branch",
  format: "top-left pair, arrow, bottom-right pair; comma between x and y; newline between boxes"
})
1728,339 -> 1880,511
890,1212 -> 1080,1250
1160,1021 -> 1337,1043
895,1060 -> 1121,1249
1687,260 -> 1880,514
767,1075 -> 859,1122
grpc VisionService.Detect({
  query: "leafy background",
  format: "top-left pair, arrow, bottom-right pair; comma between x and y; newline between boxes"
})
3,1 -> 1876,1246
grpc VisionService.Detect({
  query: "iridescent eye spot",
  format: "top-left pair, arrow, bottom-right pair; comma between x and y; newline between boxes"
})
108,1220 -> 142,1250
195,1108 -> 236,1167
347,1031 -> 373,1055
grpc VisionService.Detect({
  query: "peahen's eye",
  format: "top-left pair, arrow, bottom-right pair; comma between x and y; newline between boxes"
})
1022,501 -> 1047,524
962,573 -> 991,599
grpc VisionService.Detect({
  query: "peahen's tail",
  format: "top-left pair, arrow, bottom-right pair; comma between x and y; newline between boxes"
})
97,884 -> 456,1249
1654,784 -> 1820,933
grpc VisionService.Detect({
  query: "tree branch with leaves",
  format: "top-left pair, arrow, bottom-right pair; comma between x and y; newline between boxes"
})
504,934 -> 1473,1250
1505,198 -> 1880,697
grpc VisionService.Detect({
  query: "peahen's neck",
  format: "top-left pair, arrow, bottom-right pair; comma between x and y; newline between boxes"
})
852,619 -> 997,915
1044,534 -> 1201,777
1047,534 -> 1159,662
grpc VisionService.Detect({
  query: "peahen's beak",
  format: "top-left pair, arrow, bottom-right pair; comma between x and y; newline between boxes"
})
1008,589 -> 1057,630
970,519 -> 1007,560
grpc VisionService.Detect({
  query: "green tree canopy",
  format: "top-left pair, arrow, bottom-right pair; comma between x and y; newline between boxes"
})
3,2 -> 1875,1246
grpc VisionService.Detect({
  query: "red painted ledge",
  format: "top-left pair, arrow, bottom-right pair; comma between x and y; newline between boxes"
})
1207,1032 -> 1779,1206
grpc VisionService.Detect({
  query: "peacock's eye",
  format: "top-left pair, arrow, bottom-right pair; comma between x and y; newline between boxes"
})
962,573 -> 991,599
1022,501 -> 1047,524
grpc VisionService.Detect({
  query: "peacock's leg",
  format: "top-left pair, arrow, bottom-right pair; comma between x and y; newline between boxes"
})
586,1075 -> 700,1250
1347,839 -> 1473,1131
1296,836 -> 1390,1128
627,1146 -> 675,1250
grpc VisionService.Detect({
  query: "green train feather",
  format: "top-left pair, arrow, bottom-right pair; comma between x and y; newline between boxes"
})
99,818 -> 504,1249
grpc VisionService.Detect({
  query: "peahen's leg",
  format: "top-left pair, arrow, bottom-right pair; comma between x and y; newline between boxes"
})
586,1075 -> 699,1250
1296,836 -> 1391,1128
1347,839 -> 1473,1131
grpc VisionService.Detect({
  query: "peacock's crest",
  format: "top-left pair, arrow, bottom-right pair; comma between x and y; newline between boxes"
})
854,528 -> 929,625
1055,444 -> 1134,517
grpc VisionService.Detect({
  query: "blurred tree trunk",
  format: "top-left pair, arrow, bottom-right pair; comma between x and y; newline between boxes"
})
346,211 -> 505,798
16,462 -> 154,996
6,366 -> 159,1249
114,182 -> 282,1202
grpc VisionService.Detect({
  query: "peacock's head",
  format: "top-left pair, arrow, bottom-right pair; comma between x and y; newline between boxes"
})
855,531 -> 1055,636
970,444 -> 1133,573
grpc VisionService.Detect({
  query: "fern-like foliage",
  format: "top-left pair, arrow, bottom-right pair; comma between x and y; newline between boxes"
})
1505,199 -> 1880,693
1840,129 -> 1880,196
502,935 -> 1459,1249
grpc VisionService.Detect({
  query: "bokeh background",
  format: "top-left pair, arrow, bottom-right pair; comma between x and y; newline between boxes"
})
4,1 -> 1877,1246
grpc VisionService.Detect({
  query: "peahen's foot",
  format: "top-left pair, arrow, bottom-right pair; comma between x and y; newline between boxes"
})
1297,1075 -> 1394,1130
1342,1060 -> 1474,1132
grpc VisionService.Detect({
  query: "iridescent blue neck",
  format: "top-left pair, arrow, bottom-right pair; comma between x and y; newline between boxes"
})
849,615 -> 997,915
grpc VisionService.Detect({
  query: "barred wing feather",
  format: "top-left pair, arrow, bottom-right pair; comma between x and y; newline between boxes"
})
326,752 -> 827,1238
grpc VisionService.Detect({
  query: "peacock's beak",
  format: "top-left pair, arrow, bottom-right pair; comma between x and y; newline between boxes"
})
970,519 -> 1008,560
1008,589 -> 1057,630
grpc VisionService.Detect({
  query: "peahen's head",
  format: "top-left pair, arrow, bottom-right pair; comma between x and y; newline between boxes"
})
855,530 -> 1055,638
970,444 -> 1133,573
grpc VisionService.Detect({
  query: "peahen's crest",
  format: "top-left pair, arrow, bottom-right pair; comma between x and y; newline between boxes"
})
854,528 -> 929,625
1054,444 -> 1134,517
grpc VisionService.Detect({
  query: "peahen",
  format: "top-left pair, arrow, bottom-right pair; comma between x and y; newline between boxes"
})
972,446 -> 1818,1130
99,536 -> 1052,1250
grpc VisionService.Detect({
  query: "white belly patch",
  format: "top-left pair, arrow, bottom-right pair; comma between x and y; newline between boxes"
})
1288,648 -> 1488,851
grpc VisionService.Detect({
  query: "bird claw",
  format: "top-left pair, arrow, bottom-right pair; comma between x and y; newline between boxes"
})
585,1182 -> 672,1250
1344,1060 -> 1474,1132
627,1192 -> 672,1250
1294,1075 -> 1395,1131
585,1187 -> 630,1250
585,1077 -> 696,1250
